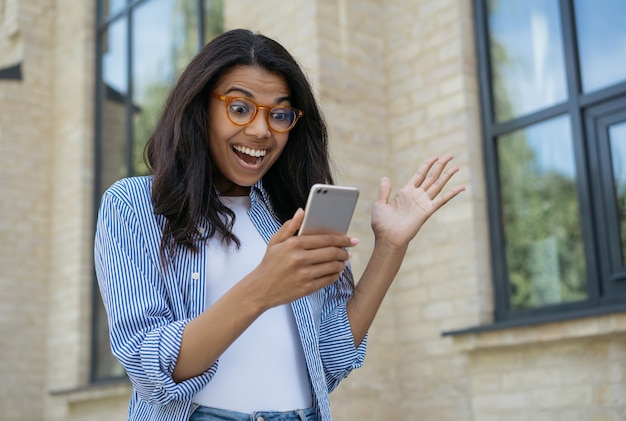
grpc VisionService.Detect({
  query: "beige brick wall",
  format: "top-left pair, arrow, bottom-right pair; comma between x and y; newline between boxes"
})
0,0 -> 109,420
43,0 -> 124,419
226,1 -> 487,419
315,1 -> 398,418
1,1 -> 625,420
0,0 -> 22,67
225,1 -> 399,418
0,0 -> 54,420
470,335 -> 626,420
383,1 -> 488,419
46,0 -> 96,389
455,312 -> 626,420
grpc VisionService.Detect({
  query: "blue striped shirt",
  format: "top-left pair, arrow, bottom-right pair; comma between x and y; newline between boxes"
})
94,176 -> 367,421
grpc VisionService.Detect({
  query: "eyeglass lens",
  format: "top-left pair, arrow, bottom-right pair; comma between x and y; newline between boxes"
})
227,98 -> 297,131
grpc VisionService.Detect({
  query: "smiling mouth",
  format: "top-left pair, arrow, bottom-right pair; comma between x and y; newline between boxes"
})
232,145 -> 267,165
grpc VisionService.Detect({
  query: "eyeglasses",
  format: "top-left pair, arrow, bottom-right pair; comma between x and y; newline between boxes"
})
211,93 -> 304,133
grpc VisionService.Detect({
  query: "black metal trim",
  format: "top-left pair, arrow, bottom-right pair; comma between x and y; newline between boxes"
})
491,103 -> 570,136
97,0 -> 150,30
473,0 -> 626,324
49,377 -> 131,396
197,0 -> 205,51
442,303 -> 626,337
560,0 -> 602,306
90,0 -> 108,384
579,80 -> 626,108
125,9 -> 134,176
589,101 -> 626,296
0,63 -> 22,80
472,0 -> 508,320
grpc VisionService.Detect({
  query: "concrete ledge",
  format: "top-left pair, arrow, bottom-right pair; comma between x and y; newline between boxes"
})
49,379 -> 132,404
447,311 -> 626,351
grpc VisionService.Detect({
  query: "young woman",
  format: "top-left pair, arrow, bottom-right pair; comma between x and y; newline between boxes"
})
94,29 -> 464,421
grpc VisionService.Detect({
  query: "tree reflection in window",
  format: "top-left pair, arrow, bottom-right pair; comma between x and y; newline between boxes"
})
497,116 -> 587,309
610,121 -> 626,264
131,0 -> 224,178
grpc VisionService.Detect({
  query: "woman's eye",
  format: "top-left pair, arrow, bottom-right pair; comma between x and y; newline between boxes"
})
229,101 -> 252,116
270,109 -> 292,122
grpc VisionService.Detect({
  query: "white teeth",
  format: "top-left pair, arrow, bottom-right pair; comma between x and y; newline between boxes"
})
233,145 -> 267,157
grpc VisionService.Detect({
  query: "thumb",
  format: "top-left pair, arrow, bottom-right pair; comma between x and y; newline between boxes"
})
377,176 -> 392,204
268,208 -> 304,245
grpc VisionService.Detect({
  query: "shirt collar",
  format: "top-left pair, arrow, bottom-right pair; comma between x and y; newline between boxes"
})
250,179 -> 272,209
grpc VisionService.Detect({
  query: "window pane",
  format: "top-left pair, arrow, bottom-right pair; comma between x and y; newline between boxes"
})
204,0 -> 224,43
610,120 -> 626,263
497,115 -> 587,310
101,17 -> 128,193
132,0 -> 202,176
96,16 -> 128,381
574,0 -> 626,93
488,0 -> 567,122
104,0 -> 127,19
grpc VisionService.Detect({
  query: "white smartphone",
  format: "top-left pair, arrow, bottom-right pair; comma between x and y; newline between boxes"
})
298,184 -> 359,235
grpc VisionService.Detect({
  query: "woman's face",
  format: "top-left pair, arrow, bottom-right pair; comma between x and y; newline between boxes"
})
208,65 -> 292,196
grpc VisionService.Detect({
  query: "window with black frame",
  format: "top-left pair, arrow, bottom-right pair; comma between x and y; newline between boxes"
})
474,0 -> 626,324
92,0 -> 223,382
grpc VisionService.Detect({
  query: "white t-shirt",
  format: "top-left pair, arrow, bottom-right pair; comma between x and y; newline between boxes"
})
192,196 -> 313,412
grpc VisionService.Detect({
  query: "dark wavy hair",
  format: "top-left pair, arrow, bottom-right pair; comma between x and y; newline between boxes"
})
145,29 -> 334,260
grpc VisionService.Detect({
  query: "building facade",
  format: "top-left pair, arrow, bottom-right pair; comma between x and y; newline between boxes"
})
1,0 -> 625,420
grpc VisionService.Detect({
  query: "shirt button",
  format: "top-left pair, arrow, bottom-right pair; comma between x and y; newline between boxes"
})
192,272 -> 200,280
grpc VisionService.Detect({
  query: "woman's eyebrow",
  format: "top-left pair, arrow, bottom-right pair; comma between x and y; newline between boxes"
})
275,95 -> 292,104
224,87 -> 254,98
223,87 -> 292,104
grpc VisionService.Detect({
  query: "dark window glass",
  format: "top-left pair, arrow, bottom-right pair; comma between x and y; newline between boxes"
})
609,121 -> 626,263
475,0 -> 626,323
100,17 -> 128,195
132,0 -> 198,177
498,116 -> 586,310
104,0 -> 126,18
574,0 -> 626,93
487,0 -> 567,122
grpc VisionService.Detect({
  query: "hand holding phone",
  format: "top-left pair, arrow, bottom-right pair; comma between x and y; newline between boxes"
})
298,184 -> 359,235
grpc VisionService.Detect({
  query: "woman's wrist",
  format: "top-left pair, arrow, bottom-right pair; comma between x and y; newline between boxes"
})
372,235 -> 410,255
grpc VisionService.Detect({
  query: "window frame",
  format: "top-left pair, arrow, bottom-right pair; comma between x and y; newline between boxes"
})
586,99 -> 626,301
473,0 -> 626,324
91,0 -> 220,383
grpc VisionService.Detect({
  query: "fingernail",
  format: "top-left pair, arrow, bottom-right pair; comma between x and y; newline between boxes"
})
350,238 -> 360,246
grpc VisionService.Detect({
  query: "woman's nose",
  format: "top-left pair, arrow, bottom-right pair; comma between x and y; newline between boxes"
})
244,110 -> 271,138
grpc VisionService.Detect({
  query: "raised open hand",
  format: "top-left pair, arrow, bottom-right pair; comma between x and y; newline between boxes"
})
371,155 -> 465,250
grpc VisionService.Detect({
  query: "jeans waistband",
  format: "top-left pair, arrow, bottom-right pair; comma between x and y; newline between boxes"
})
190,405 -> 318,421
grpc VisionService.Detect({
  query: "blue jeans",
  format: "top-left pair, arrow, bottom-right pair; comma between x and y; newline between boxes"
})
189,405 -> 318,421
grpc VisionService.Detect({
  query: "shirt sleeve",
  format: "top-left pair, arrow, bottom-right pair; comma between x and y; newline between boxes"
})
318,268 -> 367,393
94,184 -> 217,405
